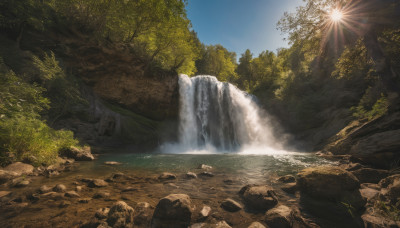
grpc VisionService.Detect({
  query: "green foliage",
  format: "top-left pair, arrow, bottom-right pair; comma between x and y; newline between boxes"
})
0,116 -> 78,167
375,200 -> 400,221
195,44 -> 237,81
351,93 -> 388,121
33,51 -> 86,123
0,58 -> 79,167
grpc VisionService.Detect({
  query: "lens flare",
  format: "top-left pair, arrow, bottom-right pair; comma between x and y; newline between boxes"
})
330,9 -> 343,22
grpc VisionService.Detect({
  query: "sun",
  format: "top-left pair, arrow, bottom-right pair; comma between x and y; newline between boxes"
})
330,9 -> 343,22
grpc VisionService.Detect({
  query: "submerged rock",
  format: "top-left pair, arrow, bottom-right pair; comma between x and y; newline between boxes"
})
88,179 -> 108,188
53,184 -> 67,193
239,185 -> 278,211
106,201 -> 135,228
158,172 -> 177,181
198,171 -> 214,177
221,198 -> 242,212
152,194 -> 193,228
104,161 -> 122,165
277,175 -> 296,183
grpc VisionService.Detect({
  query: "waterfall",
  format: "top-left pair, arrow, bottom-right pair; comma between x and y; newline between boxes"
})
170,74 -> 282,153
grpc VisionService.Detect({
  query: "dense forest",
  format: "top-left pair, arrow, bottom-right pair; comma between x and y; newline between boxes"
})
0,0 -> 399,166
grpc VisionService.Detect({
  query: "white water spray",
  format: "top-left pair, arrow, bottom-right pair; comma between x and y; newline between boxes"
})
162,74 -> 288,154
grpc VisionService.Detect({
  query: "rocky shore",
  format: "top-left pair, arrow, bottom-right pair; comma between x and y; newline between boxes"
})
0,151 -> 399,228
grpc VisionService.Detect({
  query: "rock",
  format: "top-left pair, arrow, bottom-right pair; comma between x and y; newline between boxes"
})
53,184 -> 67,193
93,191 -> 111,199
61,146 -> 94,161
4,162 -> 34,175
81,178 -> 93,183
14,180 -> 30,188
361,183 -> 380,190
88,179 -> 108,188
239,185 -> 278,211
134,202 -> 152,226
152,194 -> 193,227
297,166 -> 365,218
360,188 -> 380,201
198,164 -> 212,170
215,221 -> 232,228
27,193 -> 40,202
39,185 -> 52,194
65,191 -> 80,198
221,198 -> 242,212
297,166 -> 360,200
248,222 -> 266,228
0,170 -> 19,184
385,182 -> 400,203
345,163 -> 363,171
42,192 -> 65,200
158,172 -> 177,180
186,172 -> 197,179
379,174 -> 400,188
265,205 -> 292,228
59,200 -> 71,208
199,205 -> 211,219
79,198 -> 91,203
95,207 -> 110,220
104,161 -> 122,165
112,172 -> 125,179
362,214 -> 400,228
277,175 -> 296,183
281,183 -> 297,194
351,168 -> 389,184
0,191 -> 11,198
75,186 -> 83,192
122,187 -> 138,192
106,201 -> 135,228
198,171 -> 214,177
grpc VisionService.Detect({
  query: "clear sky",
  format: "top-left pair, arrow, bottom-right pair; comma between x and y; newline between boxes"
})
186,0 -> 304,59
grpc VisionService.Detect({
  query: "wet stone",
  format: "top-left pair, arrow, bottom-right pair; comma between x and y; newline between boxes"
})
93,191 -> 111,199
39,185 -> 52,194
186,172 -> 198,179
96,207 -> 110,220
53,184 -> 67,193
65,191 -> 80,198
88,179 -> 108,188
158,172 -> 177,180
14,180 -> 30,188
221,198 -> 242,212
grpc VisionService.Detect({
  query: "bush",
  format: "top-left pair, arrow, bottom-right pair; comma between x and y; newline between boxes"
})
0,116 -> 79,167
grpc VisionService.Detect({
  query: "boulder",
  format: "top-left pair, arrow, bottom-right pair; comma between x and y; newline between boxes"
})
248,222 -> 266,228
106,201 -> 135,228
158,172 -> 177,180
65,191 -> 80,198
239,185 -> 278,211
134,202 -> 152,226
152,194 -> 193,228
351,168 -> 389,184
61,146 -> 94,161
95,207 -> 110,220
277,175 -> 296,183
297,166 -> 360,200
88,179 -> 108,188
379,174 -> 400,188
53,184 -> 67,193
281,183 -> 297,194
186,172 -> 198,179
4,162 -> 34,175
199,205 -> 211,219
215,221 -> 232,228
297,166 -> 365,218
360,188 -> 380,201
0,170 -> 18,184
221,198 -> 242,212
39,185 -> 52,194
265,205 -> 292,228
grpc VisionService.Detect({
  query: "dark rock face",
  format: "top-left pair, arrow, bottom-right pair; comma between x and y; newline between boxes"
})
152,194 -> 193,228
324,112 -> 400,168
221,198 -> 243,212
351,168 -> 389,183
61,146 -> 94,161
106,201 -> 135,228
297,166 -> 365,219
239,185 -> 278,211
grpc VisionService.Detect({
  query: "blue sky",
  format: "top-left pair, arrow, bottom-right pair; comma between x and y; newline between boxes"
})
186,0 -> 304,59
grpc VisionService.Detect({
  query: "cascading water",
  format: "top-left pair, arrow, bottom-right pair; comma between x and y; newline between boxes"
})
163,74 -> 284,154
